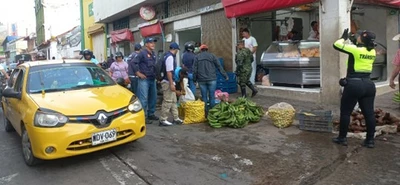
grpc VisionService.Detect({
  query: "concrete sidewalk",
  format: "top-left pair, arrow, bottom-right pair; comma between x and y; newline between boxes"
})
111,91 -> 400,185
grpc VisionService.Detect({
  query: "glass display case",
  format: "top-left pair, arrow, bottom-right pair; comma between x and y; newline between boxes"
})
261,41 -> 320,68
371,42 -> 387,80
260,41 -> 321,87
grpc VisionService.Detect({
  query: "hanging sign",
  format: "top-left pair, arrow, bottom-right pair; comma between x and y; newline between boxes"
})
140,6 -> 156,21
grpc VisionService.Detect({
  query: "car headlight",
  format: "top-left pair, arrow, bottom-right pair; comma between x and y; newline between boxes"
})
34,110 -> 68,127
128,96 -> 142,112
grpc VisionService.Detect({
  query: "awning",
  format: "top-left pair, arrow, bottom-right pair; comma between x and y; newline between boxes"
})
138,20 -> 163,38
222,0 -> 317,18
87,24 -> 104,35
110,28 -> 134,44
355,0 -> 400,7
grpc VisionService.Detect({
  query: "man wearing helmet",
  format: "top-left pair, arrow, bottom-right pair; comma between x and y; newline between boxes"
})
182,41 -> 196,95
36,51 -> 47,61
82,49 -> 100,67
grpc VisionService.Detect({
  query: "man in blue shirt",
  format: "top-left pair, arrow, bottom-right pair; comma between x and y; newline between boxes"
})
132,38 -> 159,124
182,42 -> 196,95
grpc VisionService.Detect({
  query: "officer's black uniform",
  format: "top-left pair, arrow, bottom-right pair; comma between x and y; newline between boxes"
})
332,29 -> 377,148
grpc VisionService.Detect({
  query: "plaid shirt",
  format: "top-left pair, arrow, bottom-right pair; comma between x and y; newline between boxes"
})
393,49 -> 400,66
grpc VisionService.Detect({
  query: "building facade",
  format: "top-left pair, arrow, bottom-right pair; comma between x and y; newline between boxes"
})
93,0 -> 233,70
80,0 -> 107,62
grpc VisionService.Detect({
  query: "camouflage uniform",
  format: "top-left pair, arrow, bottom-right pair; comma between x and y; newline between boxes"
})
236,40 -> 258,97
236,47 -> 253,86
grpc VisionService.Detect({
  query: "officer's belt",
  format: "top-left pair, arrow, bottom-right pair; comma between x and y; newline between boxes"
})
347,78 -> 370,81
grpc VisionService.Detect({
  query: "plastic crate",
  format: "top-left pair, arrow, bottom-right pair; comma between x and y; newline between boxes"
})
219,58 -> 224,68
217,82 -> 237,89
217,72 -> 236,83
297,110 -> 333,133
217,86 -> 238,94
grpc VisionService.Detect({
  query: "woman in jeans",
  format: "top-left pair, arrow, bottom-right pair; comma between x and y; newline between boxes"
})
193,44 -> 228,115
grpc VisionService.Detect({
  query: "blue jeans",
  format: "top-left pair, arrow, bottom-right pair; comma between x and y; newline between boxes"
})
129,77 -> 138,95
137,79 -> 157,118
198,80 -> 217,114
188,73 -> 196,95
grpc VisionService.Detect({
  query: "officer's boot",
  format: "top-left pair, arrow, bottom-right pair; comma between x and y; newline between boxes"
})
246,82 -> 258,97
332,137 -> 348,146
240,86 -> 247,98
362,133 -> 375,148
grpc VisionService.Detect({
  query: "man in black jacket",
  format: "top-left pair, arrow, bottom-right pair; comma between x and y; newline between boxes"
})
127,43 -> 142,94
193,44 -> 228,115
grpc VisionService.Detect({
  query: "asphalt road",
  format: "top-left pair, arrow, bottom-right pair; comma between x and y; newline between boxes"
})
0,112 -> 147,185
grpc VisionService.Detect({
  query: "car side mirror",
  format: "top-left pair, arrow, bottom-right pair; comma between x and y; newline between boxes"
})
2,88 -> 21,99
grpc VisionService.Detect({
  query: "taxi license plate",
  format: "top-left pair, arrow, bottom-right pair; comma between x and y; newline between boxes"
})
92,129 -> 117,146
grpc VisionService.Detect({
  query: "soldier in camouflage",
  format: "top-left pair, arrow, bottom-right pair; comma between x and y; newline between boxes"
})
236,40 -> 258,98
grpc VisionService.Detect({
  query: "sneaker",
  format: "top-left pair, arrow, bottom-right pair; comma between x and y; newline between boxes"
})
148,115 -> 159,121
173,118 -> 183,125
145,119 -> 152,124
159,120 -> 173,126
332,137 -> 348,146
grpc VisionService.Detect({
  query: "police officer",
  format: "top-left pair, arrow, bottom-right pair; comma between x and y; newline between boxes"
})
182,41 -> 196,94
236,40 -> 258,98
132,37 -> 159,124
332,28 -> 377,148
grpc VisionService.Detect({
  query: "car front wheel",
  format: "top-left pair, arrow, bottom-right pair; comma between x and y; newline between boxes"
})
21,126 -> 40,166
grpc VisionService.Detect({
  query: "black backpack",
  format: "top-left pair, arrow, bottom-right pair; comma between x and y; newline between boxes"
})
155,52 -> 168,81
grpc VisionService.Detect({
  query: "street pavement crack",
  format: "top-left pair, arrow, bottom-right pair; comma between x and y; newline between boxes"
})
110,150 -> 152,185
299,145 -> 362,185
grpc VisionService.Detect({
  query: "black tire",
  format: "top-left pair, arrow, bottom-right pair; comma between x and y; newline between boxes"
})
21,126 -> 40,166
3,115 -> 15,132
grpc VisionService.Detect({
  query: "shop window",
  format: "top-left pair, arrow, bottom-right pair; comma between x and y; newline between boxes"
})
113,17 -> 130,31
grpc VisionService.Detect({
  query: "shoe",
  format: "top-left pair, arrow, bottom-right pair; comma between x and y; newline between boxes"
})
332,137 -> 348,146
362,139 -> 375,148
148,115 -> 159,121
145,119 -> 152,124
159,120 -> 173,126
173,118 -> 183,125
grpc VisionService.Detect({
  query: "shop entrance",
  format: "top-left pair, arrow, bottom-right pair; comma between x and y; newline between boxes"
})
175,27 -> 201,66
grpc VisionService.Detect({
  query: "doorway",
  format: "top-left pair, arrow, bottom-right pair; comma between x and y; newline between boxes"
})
175,27 -> 201,66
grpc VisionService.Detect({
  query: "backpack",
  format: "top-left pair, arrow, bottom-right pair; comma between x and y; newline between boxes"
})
155,52 -> 168,81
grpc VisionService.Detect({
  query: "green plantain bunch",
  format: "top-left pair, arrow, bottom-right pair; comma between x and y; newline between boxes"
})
207,97 -> 264,129
394,92 -> 400,103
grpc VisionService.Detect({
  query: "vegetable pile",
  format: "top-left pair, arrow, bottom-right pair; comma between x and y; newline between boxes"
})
267,102 -> 296,129
394,92 -> 400,103
207,97 -> 264,128
333,108 -> 400,133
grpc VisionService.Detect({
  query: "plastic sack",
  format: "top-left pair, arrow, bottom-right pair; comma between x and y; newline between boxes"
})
179,78 -> 195,103
267,102 -> 296,128
215,90 -> 229,102
179,100 -> 207,124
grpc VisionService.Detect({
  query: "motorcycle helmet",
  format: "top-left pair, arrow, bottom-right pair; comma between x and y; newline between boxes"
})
184,41 -> 195,52
82,49 -> 93,60
115,52 -> 124,59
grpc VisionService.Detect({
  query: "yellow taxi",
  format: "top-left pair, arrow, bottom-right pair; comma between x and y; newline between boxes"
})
1,60 -> 146,166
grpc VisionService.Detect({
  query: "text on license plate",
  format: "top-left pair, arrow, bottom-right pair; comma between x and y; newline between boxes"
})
92,129 -> 117,146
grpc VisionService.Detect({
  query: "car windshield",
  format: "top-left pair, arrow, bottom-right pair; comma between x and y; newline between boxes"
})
27,64 -> 115,93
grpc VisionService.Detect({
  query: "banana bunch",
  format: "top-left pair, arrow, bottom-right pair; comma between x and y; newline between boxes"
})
207,98 -> 264,129
393,92 -> 400,103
